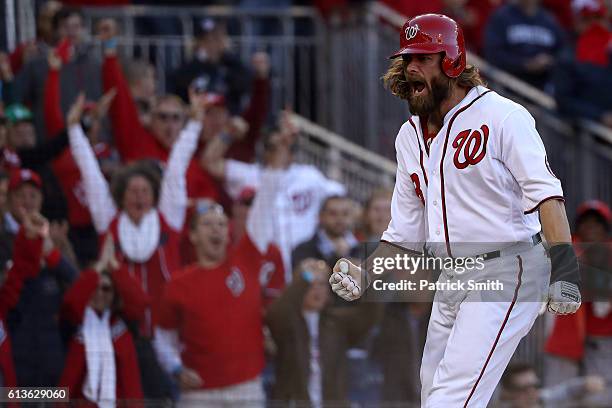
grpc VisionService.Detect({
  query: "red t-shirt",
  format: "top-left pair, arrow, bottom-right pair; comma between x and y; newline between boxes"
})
585,302 -> 612,337
158,234 -> 266,389
576,23 -> 612,67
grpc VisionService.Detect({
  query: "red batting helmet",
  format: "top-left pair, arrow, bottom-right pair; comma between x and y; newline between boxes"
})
390,14 -> 467,78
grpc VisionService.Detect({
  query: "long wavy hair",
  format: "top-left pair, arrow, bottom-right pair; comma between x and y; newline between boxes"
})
382,56 -> 486,101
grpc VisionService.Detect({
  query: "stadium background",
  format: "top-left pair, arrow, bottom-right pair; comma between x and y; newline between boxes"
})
0,0 -> 611,406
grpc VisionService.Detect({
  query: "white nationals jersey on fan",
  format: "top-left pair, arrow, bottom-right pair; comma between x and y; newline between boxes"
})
225,160 -> 346,278
381,86 -> 563,257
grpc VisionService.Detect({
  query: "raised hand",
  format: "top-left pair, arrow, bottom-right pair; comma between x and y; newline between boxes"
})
22,212 -> 50,240
67,93 -> 86,126
94,88 -> 117,120
94,234 -> 120,274
252,51 -> 271,79
47,49 -> 62,71
96,18 -> 118,42
188,85 -> 209,123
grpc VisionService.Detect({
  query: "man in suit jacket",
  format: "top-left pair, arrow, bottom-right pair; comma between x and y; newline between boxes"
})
292,195 -> 360,272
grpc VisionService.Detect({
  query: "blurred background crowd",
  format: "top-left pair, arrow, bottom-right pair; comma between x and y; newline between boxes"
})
0,0 -> 610,407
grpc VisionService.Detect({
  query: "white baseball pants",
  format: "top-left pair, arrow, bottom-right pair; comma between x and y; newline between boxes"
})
420,243 -> 550,407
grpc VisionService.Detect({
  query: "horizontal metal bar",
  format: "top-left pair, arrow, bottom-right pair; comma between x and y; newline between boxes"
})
290,113 -> 397,175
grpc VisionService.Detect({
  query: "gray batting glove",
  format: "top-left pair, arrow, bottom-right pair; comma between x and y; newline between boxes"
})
329,258 -> 362,301
547,281 -> 581,315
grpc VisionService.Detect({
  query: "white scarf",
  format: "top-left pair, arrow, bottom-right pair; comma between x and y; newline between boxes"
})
82,307 -> 116,408
118,210 -> 160,263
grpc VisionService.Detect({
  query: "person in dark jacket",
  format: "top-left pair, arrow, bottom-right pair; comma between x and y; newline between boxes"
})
4,169 -> 78,387
167,18 -> 251,115
484,0 -> 565,90
553,51 -> 612,127
266,258 -> 379,406
292,195 -> 359,271
14,7 -> 102,142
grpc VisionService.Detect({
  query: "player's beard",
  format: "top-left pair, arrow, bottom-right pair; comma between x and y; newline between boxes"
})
407,73 -> 452,116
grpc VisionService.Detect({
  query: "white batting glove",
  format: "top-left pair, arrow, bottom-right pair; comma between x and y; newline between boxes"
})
547,281 -> 581,315
329,258 -> 362,301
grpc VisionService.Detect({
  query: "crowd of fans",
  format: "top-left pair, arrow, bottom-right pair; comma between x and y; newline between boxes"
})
0,1 -> 610,407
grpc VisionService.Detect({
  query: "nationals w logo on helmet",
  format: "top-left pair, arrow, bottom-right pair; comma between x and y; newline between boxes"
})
405,24 -> 419,40
452,125 -> 489,169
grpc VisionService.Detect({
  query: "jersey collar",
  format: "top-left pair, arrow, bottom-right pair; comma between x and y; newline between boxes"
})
442,85 -> 490,126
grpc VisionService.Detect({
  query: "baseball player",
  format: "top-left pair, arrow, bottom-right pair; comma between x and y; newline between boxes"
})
329,14 -> 582,407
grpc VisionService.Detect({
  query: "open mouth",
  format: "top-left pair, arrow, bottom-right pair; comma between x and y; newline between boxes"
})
209,236 -> 222,246
411,80 -> 427,95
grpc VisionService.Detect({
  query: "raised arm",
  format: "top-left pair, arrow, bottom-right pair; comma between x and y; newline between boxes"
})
246,168 -> 283,254
158,120 -> 201,231
43,50 -> 65,138
67,95 -> 117,233
158,92 -> 204,231
225,52 -> 271,162
98,19 -> 152,162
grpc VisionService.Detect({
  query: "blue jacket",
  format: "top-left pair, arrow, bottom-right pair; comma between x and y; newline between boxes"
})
484,3 -> 565,88
554,51 -> 612,123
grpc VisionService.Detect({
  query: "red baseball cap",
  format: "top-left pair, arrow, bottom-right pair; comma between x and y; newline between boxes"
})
205,93 -> 226,108
8,169 -> 42,192
576,200 -> 611,225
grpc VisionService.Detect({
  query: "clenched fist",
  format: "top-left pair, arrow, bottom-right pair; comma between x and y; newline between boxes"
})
329,258 -> 363,301
547,281 -> 581,315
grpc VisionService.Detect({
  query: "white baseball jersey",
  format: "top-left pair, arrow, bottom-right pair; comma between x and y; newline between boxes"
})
381,85 -> 563,256
225,160 -> 346,280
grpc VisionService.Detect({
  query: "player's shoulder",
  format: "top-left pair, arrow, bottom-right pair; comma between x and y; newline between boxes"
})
477,87 -> 534,124
395,116 -> 420,148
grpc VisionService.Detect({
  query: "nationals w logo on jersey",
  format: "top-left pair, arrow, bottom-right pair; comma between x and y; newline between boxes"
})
452,125 -> 489,169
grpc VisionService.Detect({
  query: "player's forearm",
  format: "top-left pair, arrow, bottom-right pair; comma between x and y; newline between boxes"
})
363,240 -> 422,287
540,199 -> 581,287
539,199 -> 572,246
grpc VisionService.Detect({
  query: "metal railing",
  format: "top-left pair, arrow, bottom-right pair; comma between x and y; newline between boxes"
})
81,5 -> 325,122
292,113 -> 397,203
